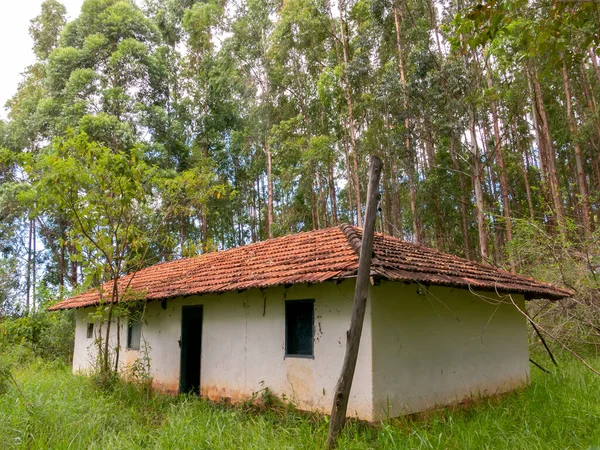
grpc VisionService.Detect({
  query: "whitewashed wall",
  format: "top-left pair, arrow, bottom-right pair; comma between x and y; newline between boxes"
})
73,280 -> 376,420
73,307 -> 145,373
369,282 -> 529,420
72,279 -> 530,422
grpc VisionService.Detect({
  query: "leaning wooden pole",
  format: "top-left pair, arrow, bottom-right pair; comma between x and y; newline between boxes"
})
326,155 -> 383,449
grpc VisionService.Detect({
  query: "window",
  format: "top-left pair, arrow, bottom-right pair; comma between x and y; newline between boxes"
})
127,321 -> 142,350
285,300 -> 314,357
86,323 -> 94,339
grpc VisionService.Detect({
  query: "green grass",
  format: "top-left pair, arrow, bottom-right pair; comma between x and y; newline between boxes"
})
1,353 -> 600,449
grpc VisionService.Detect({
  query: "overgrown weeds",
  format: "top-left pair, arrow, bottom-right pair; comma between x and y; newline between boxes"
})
0,348 -> 599,449
0,310 -> 74,364
509,220 -> 600,353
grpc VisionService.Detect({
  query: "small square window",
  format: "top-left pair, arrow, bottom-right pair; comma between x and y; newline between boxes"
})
285,300 -> 314,357
86,323 -> 94,339
127,321 -> 142,350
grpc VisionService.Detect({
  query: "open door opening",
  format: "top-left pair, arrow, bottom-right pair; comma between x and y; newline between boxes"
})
179,305 -> 203,394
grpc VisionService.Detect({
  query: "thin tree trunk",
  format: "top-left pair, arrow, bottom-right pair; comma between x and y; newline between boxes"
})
589,48 -> 600,86
470,119 -> 489,261
338,0 -> 362,227
250,193 -> 257,244
32,220 -> 36,313
384,111 -> 400,236
580,59 -> 600,223
450,133 -> 471,258
390,159 -> 402,238
527,72 -> 550,215
561,57 -> 591,238
26,219 -> 32,315
427,0 -> 443,58
329,4 -> 352,226
528,63 -> 567,239
320,176 -> 328,228
513,122 -> 535,221
179,214 -> 186,255
114,316 -> 121,373
103,277 -> 119,375
329,161 -> 338,226
59,240 -> 65,290
257,174 -> 263,241
581,58 -> 599,114
393,4 -> 419,243
201,206 -> 208,252
382,159 -> 393,236
485,57 -> 512,244
311,176 -> 320,230
327,156 -> 382,449
265,139 -> 274,239
529,85 -> 547,185
342,120 -> 355,225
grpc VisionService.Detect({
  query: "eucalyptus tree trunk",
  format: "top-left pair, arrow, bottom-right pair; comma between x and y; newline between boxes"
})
580,59 -> 600,213
469,118 -> 489,261
485,57 -> 512,244
329,6 -> 355,226
393,4 -> 419,243
26,219 -> 32,315
329,162 -> 338,226
384,111 -> 401,236
561,58 -> 591,238
342,119 -> 355,225
589,48 -> 600,86
427,0 -> 443,57
266,138 -> 274,239
382,160 -> 393,235
311,176 -> 320,230
338,0 -> 362,227
513,122 -> 535,221
32,221 -> 36,313
528,63 -> 567,240
201,206 -> 208,252
450,133 -> 471,259
527,74 -> 549,191
463,51 -> 488,260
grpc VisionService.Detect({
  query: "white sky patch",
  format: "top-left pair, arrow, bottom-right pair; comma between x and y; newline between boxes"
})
0,0 -> 84,120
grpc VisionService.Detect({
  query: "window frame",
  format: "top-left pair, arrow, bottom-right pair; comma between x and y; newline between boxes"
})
127,320 -> 142,351
284,299 -> 315,359
86,323 -> 94,339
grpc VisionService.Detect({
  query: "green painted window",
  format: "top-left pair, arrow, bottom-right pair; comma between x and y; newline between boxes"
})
285,300 -> 314,357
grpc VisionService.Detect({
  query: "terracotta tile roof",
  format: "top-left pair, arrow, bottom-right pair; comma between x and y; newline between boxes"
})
341,225 -> 572,300
48,224 -> 572,310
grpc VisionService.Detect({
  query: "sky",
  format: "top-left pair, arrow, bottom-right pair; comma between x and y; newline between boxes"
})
0,0 -> 84,120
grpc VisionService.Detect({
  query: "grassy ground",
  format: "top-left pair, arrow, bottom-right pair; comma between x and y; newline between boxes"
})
1,352 -> 599,449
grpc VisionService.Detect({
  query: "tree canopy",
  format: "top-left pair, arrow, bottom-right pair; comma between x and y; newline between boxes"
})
0,0 -> 599,314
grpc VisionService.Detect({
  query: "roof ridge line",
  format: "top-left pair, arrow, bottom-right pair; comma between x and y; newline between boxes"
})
338,224 -> 385,276
339,223 -> 362,257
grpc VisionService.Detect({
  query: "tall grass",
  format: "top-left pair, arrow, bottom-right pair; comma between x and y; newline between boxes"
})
0,352 -> 599,449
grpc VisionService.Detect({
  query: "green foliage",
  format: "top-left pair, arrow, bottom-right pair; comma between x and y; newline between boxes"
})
0,355 -> 13,395
509,219 -> 600,349
23,132 -> 158,282
29,0 -> 67,61
0,354 -> 599,448
0,311 -> 74,364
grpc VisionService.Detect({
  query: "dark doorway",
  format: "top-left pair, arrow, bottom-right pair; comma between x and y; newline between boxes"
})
179,305 -> 203,394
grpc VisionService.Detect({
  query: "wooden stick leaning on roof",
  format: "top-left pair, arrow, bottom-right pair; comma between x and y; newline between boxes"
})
326,155 -> 383,449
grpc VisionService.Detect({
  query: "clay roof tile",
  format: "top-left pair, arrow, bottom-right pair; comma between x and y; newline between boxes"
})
48,225 -> 572,310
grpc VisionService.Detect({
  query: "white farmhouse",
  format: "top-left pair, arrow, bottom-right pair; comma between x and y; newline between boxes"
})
49,225 -> 570,421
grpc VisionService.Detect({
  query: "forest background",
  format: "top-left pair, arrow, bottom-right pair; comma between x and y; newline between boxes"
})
0,0 -> 598,350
